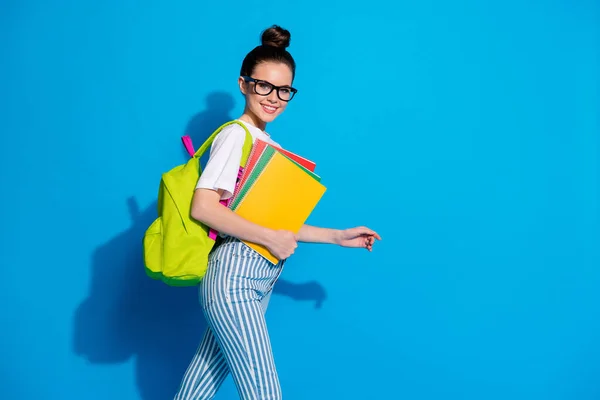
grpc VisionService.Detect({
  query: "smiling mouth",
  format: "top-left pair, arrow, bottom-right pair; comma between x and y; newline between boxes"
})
261,104 -> 278,114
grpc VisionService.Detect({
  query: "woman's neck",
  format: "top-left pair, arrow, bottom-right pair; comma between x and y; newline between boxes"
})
239,111 -> 266,131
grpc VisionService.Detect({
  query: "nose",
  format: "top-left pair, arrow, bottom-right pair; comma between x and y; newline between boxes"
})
267,90 -> 278,103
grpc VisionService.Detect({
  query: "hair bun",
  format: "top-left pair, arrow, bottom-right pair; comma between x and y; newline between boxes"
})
261,25 -> 291,49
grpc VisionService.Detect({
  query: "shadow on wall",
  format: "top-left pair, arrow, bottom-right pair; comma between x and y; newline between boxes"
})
72,92 -> 328,400
183,91 -> 236,164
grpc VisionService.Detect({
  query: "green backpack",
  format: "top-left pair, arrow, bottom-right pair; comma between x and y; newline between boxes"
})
143,120 -> 253,287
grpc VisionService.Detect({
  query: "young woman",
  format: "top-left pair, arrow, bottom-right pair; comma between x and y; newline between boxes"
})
174,25 -> 381,400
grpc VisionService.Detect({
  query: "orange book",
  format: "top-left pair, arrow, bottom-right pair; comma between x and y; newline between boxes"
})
232,146 -> 326,264
234,139 -> 319,201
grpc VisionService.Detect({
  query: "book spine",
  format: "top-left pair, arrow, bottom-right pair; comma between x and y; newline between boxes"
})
231,147 -> 276,211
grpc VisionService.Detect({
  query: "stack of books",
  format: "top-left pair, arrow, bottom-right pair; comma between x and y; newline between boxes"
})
228,139 -> 327,263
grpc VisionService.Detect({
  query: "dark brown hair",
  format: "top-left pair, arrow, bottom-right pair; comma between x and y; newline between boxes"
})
240,25 -> 296,80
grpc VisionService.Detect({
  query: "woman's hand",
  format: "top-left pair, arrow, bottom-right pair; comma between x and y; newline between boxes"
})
263,229 -> 298,260
335,226 -> 381,251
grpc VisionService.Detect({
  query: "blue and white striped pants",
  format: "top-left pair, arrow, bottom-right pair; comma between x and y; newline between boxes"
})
174,237 -> 285,400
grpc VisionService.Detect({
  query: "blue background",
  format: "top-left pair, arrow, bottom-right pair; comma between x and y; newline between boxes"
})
1,0 -> 598,399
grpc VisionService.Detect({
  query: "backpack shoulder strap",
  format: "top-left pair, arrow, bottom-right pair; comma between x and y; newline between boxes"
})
237,123 -> 254,167
184,120 -> 253,164
181,135 -> 195,157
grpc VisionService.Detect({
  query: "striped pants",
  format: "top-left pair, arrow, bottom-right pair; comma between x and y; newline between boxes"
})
174,237 -> 285,400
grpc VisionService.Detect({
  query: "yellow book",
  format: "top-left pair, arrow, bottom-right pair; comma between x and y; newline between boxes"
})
233,149 -> 327,264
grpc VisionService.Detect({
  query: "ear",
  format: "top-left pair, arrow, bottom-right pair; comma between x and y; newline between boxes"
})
238,76 -> 247,95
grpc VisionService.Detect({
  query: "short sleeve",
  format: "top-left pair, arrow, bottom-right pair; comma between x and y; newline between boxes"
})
195,125 -> 247,200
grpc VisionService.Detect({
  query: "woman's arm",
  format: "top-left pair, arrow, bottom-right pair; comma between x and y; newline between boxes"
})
296,224 -> 341,244
191,188 -> 298,259
298,224 -> 381,251
192,188 -> 274,244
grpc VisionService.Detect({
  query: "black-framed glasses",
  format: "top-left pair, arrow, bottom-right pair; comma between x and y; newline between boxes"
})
242,76 -> 297,101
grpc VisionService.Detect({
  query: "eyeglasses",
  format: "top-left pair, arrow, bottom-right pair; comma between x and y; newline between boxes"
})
242,76 -> 298,101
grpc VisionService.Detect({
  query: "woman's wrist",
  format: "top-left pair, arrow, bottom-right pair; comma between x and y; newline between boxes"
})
331,229 -> 343,245
257,227 -> 277,248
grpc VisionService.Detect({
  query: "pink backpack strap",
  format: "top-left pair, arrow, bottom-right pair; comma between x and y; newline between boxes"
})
181,135 -> 195,158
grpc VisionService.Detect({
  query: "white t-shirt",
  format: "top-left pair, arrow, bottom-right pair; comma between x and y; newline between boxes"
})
196,119 -> 281,200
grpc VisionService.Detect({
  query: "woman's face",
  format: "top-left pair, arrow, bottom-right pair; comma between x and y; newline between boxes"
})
239,61 -> 294,125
